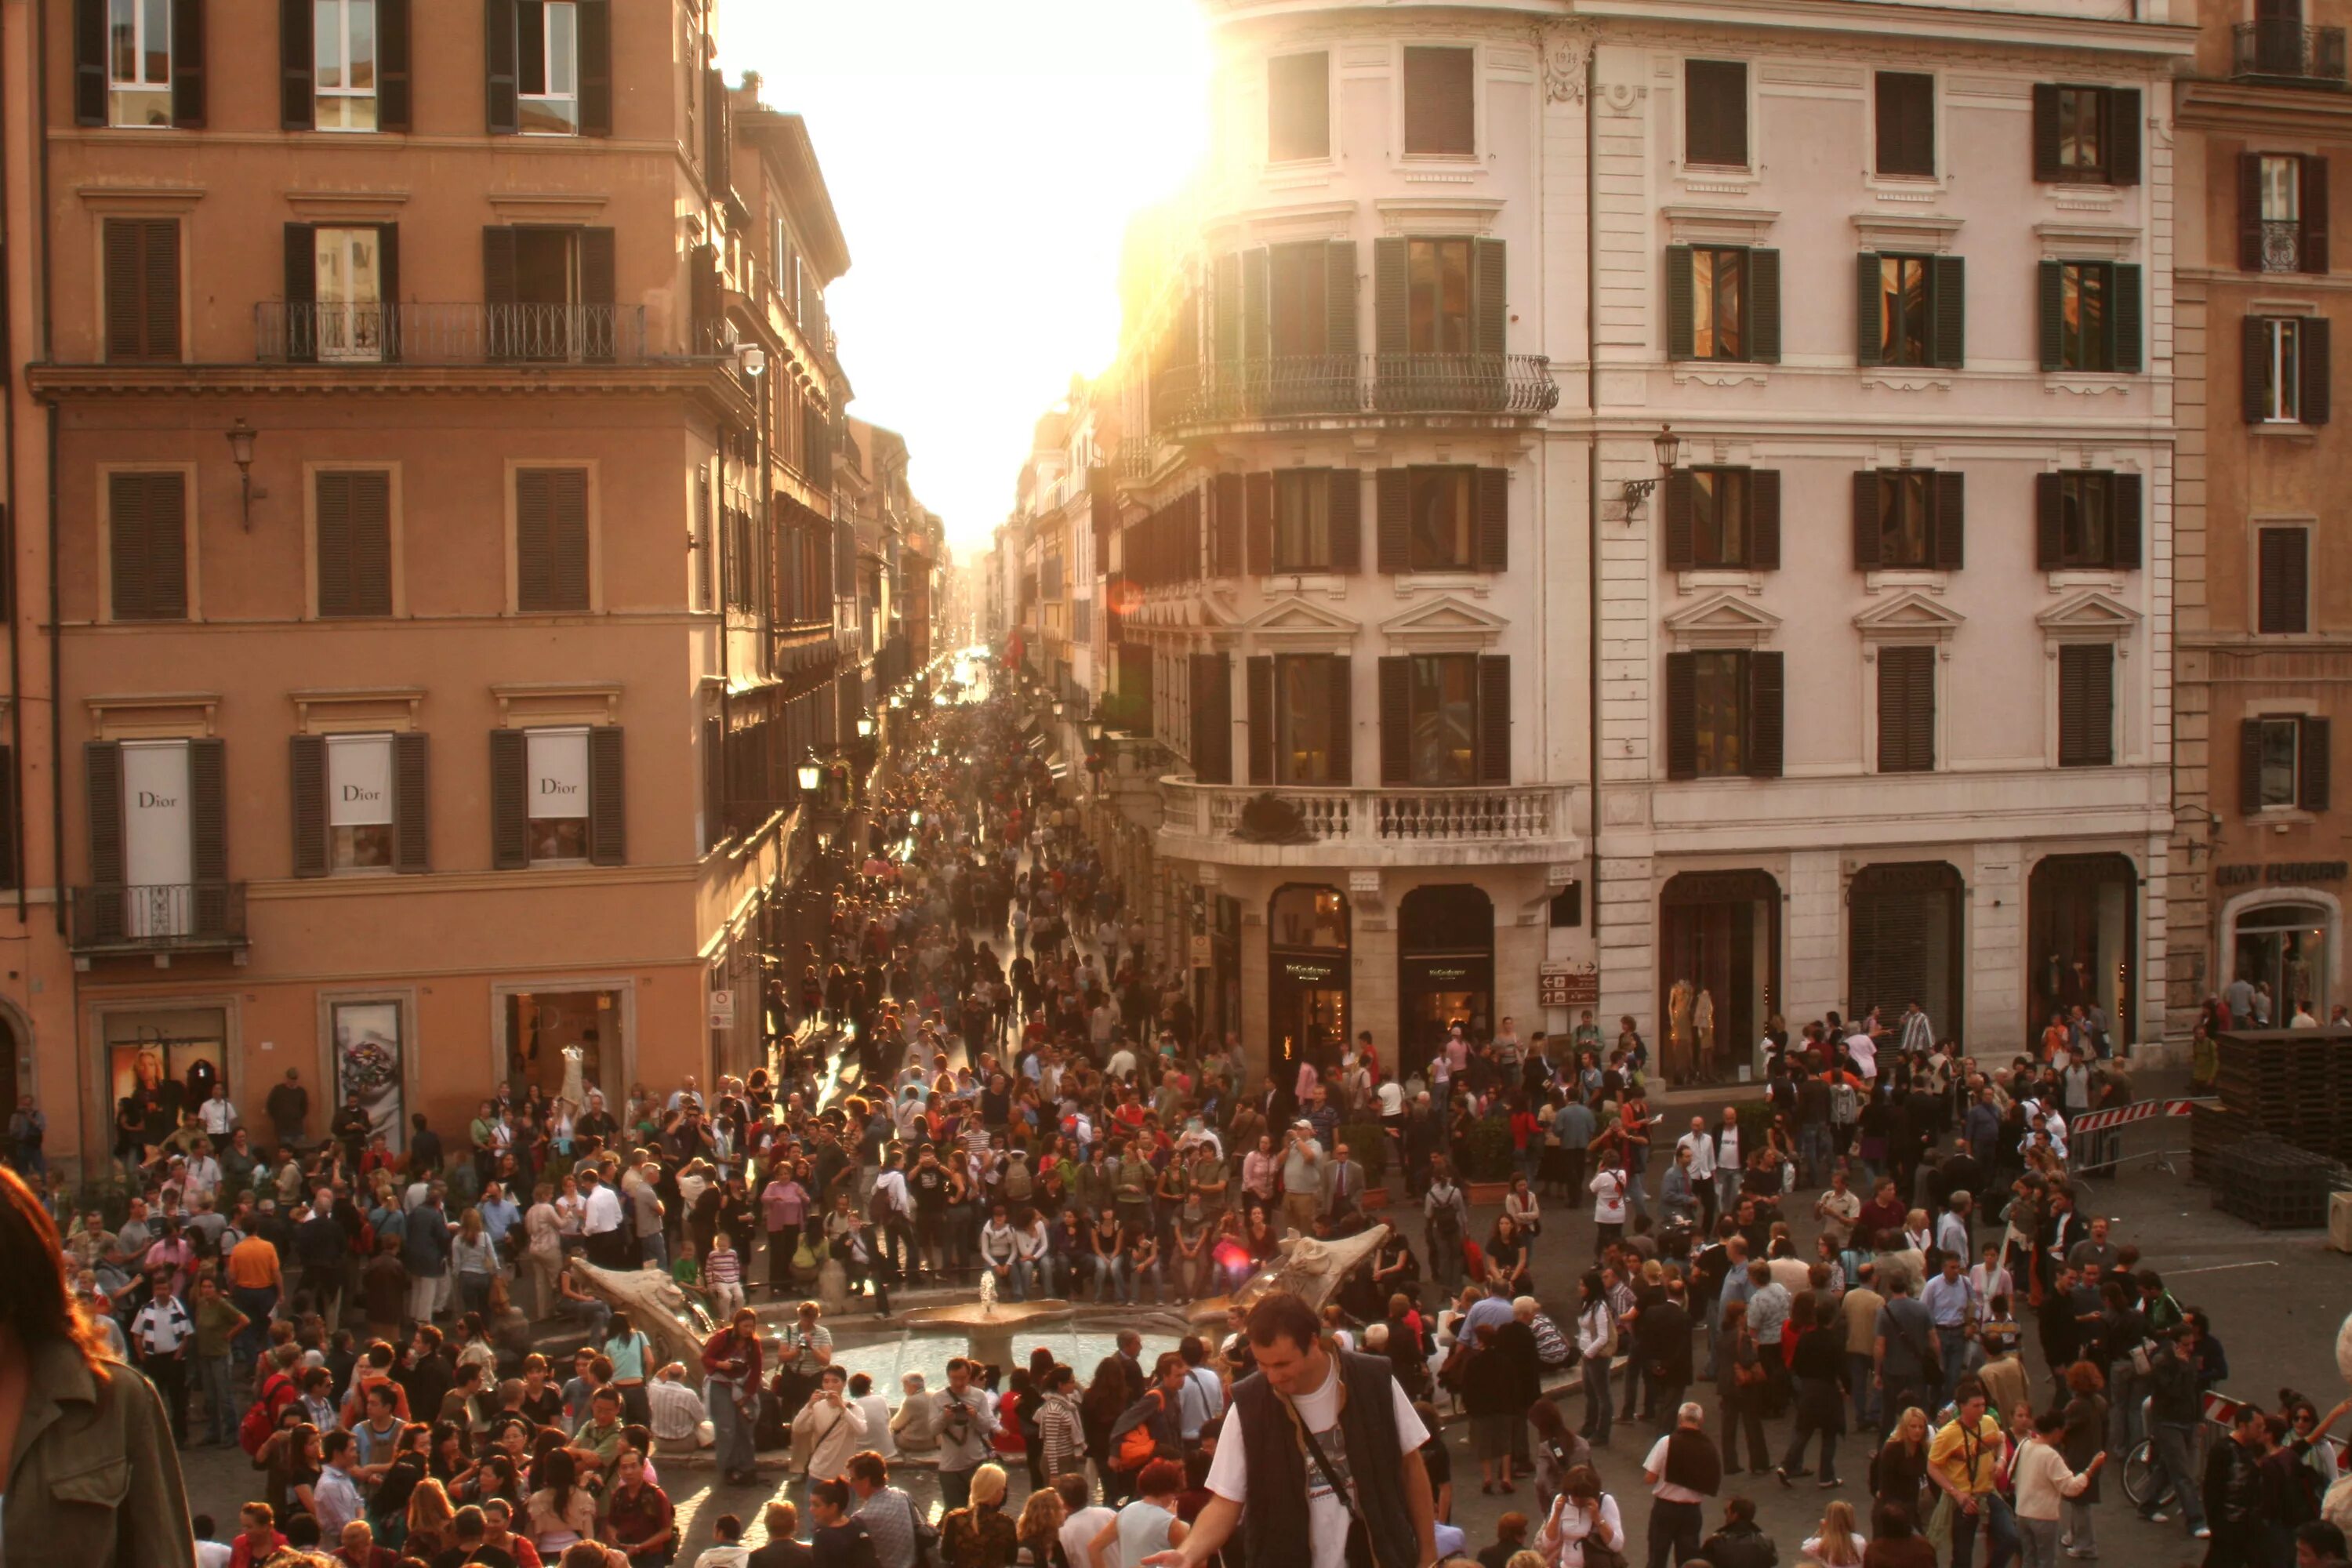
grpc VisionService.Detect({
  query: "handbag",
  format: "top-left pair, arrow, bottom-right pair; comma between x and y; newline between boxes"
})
1286,1392 -> 1378,1568
901,1486 -> 942,1568
1577,1494 -> 1628,1568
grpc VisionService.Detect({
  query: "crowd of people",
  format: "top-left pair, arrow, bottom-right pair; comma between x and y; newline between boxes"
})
4,669 -> 2347,1568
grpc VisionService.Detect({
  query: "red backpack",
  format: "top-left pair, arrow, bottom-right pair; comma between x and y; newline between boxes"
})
238,1371 -> 298,1456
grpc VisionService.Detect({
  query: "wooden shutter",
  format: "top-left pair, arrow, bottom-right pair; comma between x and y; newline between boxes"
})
1933,470 -> 1965,571
1931,256 -> 1966,368
2038,261 -> 2065,371
1686,60 -> 1747,166
110,472 -> 186,622
289,735 -> 328,878
86,739 -> 125,908
1478,657 -> 1511,785
280,0 -> 314,129
2107,89 -> 2141,186
1213,252 -> 1243,364
579,228 -> 617,361
515,468 -> 553,610
349,470 -> 393,615
283,223 -> 318,364
1246,657 -> 1274,786
2113,265 -> 2143,372
1852,470 -> 1882,569
1327,470 -> 1361,573
1475,468 -> 1508,571
171,0 -> 205,127
1374,238 -> 1409,357
316,470 -> 354,617
377,0 -> 411,130
188,736 -> 227,886
393,731 -> 429,873
1751,470 -> 1781,570
2111,472 -> 2143,569
485,0 -> 520,132
105,219 -> 180,364
1855,253 -> 1884,368
1665,653 -> 1697,781
2302,317 -> 2332,424
2259,527 -> 2308,633
1378,657 -> 1410,786
2032,84 -> 2061,181
1666,246 -> 1696,361
72,0 -> 106,125
2035,473 -> 2063,570
1246,473 -> 1275,576
1472,238 -> 1507,358
107,474 -> 147,621
1877,645 -> 1936,774
1746,652 -> 1785,779
376,223 -> 401,361
482,227 -> 518,308
2058,644 -> 2115,766
1403,45 -> 1474,156
2240,154 -> 2267,272
1876,71 -> 1933,176
1749,248 -> 1780,363
1376,469 -> 1409,573
489,728 -> 528,869
579,0 -> 613,136
1241,248 -> 1270,362
2245,315 -> 2273,422
2304,155 -> 2331,273
2241,718 -> 2267,814
1327,656 -> 1352,785
1212,474 -> 1243,577
587,726 -> 626,866
1325,241 -> 1357,358
1663,468 -> 1695,570
1190,654 -> 1232,784
2303,717 -> 2332,811
550,467 -> 590,610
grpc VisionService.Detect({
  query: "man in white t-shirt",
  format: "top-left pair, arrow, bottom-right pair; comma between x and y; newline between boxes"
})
1844,1030 -> 1878,1083
1151,1292 -> 1436,1568
1058,1474 -> 1120,1568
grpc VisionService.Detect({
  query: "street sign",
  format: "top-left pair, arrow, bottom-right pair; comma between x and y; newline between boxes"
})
707,989 -> 735,1029
1540,964 -> 1599,1007
1190,934 -> 1212,968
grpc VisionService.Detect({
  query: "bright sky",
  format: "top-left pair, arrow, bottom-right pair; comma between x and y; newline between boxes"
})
727,1 -> 1214,557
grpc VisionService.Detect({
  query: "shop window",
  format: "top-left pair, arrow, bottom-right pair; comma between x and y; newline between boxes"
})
2234,902 -> 2332,1024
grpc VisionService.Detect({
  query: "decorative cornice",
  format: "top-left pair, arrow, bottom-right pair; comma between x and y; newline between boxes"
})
1531,20 -> 1595,103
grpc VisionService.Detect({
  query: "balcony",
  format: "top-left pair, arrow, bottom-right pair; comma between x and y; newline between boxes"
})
68,882 -> 249,963
1157,780 -> 1578,868
2233,20 -> 2347,82
253,303 -> 653,365
1151,352 -> 1558,434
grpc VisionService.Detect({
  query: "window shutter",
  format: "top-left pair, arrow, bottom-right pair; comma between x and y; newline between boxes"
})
2107,89 -> 2141,186
349,470 -> 392,615
1749,248 -> 1780,363
1663,468 -> 1695,570
2031,84 -> 2062,181
2111,472 -> 2143,569
316,470 -> 354,617
393,731 -> 429,873
2302,316 -> 2332,424
1933,470 -> 1965,571
1327,469 -> 1361,573
2241,717 -> 2267,814
1475,468 -> 1508,572
2113,264 -> 2144,372
1325,241 -> 1358,358
2302,717 -> 2332,811
1247,656 -> 1274,786
289,735 -> 328,878
2059,644 -> 2114,767
1378,657 -> 1410,786
283,223 -> 318,364
1878,645 -> 1936,774
485,0 -> 520,133
1665,653 -> 1697,781
188,736 -> 227,886
1327,656 -> 1353,785
579,228 -> 617,362
2245,316 -> 2273,423
1374,238 -> 1409,357
2035,473 -> 2062,570
2240,154 -> 2267,272
86,740 -> 125,909
1376,468 -> 1409,573
587,726 -> 626,866
1241,248 -> 1270,362
1473,238 -> 1507,359
1855,253 -> 1883,368
171,0 -> 206,127
550,467 -> 591,610
114,472 -> 188,621
1403,45 -> 1475,156
483,227 -> 518,309
515,468 -> 553,609
377,0 -> 411,130
2038,261 -> 2064,371
72,0 -> 106,125
1212,474 -> 1243,576
2305,155 -> 2330,273
579,0 -> 613,136
1245,473 -> 1274,576
376,224 -> 401,361
1665,246 -> 1696,361
1478,657 -> 1511,785
1213,252 -> 1243,365
280,0 -> 314,129
1931,255 -> 1966,368
1751,470 -> 1781,570
106,219 -> 180,364
1747,651 -> 1785,779
107,474 -> 146,621
1191,654 -> 1232,784
1852,470 -> 1882,569
489,728 -> 529,869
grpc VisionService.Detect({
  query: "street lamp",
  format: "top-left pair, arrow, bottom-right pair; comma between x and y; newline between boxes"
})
797,754 -> 822,793
1052,699 -> 1065,719
1085,718 -> 1104,743
856,716 -> 874,739
1621,423 -> 1681,518
226,416 -> 268,531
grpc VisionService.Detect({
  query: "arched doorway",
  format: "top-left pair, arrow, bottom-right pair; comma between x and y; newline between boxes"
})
2027,852 -> 2138,1051
1660,870 -> 1781,1085
1848,862 -> 1965,1040
1398,885 -> 1495,1061
1268,886 -> 1349,1082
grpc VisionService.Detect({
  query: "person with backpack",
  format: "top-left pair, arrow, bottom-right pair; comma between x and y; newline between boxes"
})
1426,1160 -> 1471,1298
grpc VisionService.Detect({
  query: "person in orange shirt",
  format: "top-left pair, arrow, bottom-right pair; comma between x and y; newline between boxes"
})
225,1225 -> 282,1359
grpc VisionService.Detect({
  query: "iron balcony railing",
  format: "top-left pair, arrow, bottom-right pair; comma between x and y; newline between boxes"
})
1151,352 -> 1558,430
254,302 -> 653,365
2233,20 -> 2348,82
2263,219 -> 2307,272
69,881 -> 248,953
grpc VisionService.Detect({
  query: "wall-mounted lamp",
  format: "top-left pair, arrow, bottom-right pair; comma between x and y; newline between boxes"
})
1621,424 -> 1681,519
797,754 -> 822,793
226,417 -> 268,531
855,716 -> 874,739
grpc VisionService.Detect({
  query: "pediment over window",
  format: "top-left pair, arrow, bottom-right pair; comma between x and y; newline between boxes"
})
1377,593 -> 1508,652
2036,590 -> 2139,640
1241,594 -> 1363,652
1853,591 -> 1965,644
1663,592 -> 1780,650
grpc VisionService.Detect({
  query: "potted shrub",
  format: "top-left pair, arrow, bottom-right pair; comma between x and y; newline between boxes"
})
1463,1118 -> 1516,1203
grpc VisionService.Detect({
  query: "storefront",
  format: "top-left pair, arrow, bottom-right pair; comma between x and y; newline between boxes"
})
101,1003 -> 231,1156
1848,862 -> 1965,1039
325,994 -> 410,1150
502,987 -> 626,1103
1398,885 -> 1494,1061
2027,852 -> 2138,1050
1268,885 -> 1349,1080
2227,897 -> 2335,1020
1659,870 -> 1780,1084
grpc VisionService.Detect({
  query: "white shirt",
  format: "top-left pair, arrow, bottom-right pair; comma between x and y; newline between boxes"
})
1204,1356 -> 1428,1568
1590,1169 -> 1626,1224
132,1295 -> 195,1355
1062,1506 -> 1119,1568
873,1169 -> 913,1218
1845,1033 -> 1878,1079
583,1184 -> 626,1236
1678,1132 -> 1716,1181
1643,1434 -> 1709,1503
198,1098 -> 238,1137
1377,1081 -> 1404,1116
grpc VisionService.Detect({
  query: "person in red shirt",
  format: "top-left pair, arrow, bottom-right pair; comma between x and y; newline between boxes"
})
227,1503 -> 287,1568
702,1307 -> 766,1486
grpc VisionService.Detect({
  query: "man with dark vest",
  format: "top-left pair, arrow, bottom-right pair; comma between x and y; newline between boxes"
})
1639,1401 -> 1721,1568
1147,1290 -> 1436,1568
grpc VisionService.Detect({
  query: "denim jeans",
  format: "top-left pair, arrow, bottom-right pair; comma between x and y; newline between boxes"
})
708,1377 -> 757,1475
1846,1352 -> 1881,1430
1799,1123 -> 1833,1187
1948,1491 -> 2018,1568
1581,1354 -> 1613,1443
2016,1515 -> 2063,1568
195,1351 -> 238,1444
2147,1421 -> 2209,1531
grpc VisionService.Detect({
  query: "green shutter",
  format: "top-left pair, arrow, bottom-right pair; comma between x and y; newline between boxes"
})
2113,263 -> 2143,373
1666,245 -> 1696,361
1472,238 -> 1507,358
1931,255 -> 1965,369
1748,248 -> 1780,363
1374,238 -> 1409,357
1856,253 -> 1883,368
2038,260 -> 2064,372
1241,248 -> 1270,361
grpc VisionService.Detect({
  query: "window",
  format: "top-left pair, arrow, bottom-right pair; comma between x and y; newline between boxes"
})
2041,260 -> 2143,374
1405,238 -> 1472,354
1691,651 -> 1746,777
1665,649 -> 1784,780
1663,466 -> 1781,571
1404,654 -> 1476,785
1855,470 -> 1963,571
108,0 -> 172,126
1406,467 -> 1473,571
2248,317 -> 2328,423
2055,86 -> 2107,179
1269,51 -> 1330,162
326,734 -> 394,870
2264,154 -> 2301,267
1274,470 -> 1330,572
103,217 -> 180,364
107,471 -> 189,622
2056,644 -> 2115,768
1875,71 -> 1934,177
2255,717 -> 2303,808
1878,470 -> 1932,568
2034,470 -> 2143,572
1268,241 -> 1331,358
1665,245 -> 1781,364
315,469 -> 392,617
1402,46 -> 1474,157
2032,85 -> 2141,186
518,0 -> 579,135
482,225 -> 617,360
1877,644 -> 1936,773
1685,60 -> 1749,169
514,466 -> 590,612
314,227 -> 384,360
2239,153 -> 2327,274
524,728 -> 590,861
1690,468 -> 1747,568
1276,655 -> 1345,785
2243,714 -> 2330,813
1690,248 -> 1744,360
314,0 -> 376,130
2259,525 -> 2311,634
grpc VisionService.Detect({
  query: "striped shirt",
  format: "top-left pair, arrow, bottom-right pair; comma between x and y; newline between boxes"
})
705,1247 -> 742,1285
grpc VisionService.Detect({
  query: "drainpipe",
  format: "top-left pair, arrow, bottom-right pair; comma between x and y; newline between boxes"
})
0,0 -> 24,924
1585,43 -> 1606,1008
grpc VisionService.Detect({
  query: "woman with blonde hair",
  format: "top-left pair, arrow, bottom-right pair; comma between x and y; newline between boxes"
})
942,1461 -> 1020,1568
403,1475 -> 458,1563
1802,1499 -> 1865,1567
1871,1406 -> 1932,1526
1014,1483 -> 1067,1568
452,1206 -> 499,1316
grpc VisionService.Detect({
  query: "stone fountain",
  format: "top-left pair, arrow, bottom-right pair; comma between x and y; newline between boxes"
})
902,1272 -> 1076,1374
